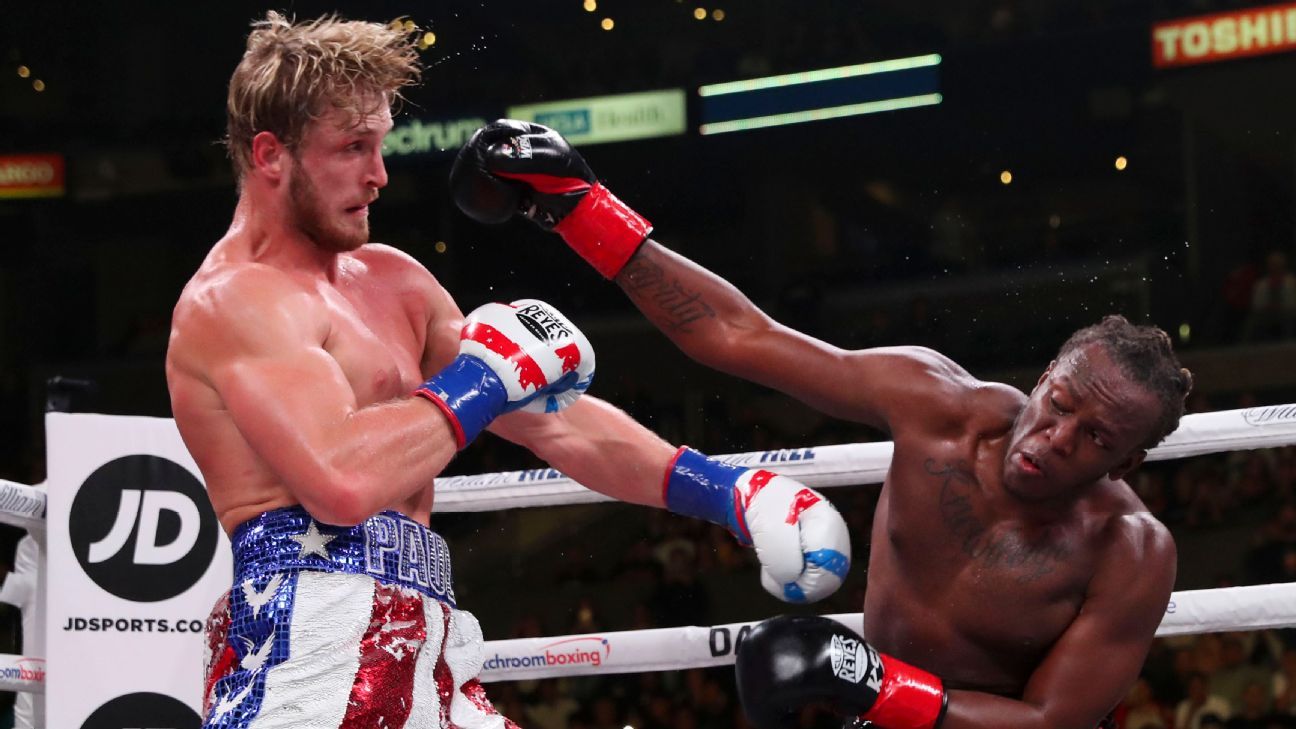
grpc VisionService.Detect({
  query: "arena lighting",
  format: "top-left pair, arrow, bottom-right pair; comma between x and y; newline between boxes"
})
601,17 -> 614,30
694,7 -> 707,20
420,31 -> 436,49
434,241 -> 447,254
699,94 -> 942,135
1000,170 -> 1013,185
16,65 -> 30,78
698,53 -> 940,97
713,8 -> 726,21
1115,155 -> 1129,170
32,80 -> 44,93
697,53 -> 942,135
583,0 -> 596,11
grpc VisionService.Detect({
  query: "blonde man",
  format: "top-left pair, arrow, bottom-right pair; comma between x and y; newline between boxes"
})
167,13 -> 850,728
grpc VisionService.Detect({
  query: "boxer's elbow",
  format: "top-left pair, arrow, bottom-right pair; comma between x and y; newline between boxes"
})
295,465 -> 375,526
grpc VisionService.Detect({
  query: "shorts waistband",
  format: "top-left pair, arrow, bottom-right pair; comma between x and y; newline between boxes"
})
231,506 -> 456,606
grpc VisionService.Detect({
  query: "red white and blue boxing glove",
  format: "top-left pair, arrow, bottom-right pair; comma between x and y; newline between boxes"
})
663,447 -> 850,603
415,299 -> 595,448
450,119 -> 651,279
737,615 -> 947,729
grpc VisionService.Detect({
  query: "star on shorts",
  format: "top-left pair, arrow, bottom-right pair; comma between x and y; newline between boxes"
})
290,520 -> 336,559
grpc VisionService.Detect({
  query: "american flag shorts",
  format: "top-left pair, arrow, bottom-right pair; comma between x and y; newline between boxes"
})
201,506 -> 518,729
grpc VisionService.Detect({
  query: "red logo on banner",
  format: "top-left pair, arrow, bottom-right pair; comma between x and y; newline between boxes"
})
0,154 -> 65,198
1153,2 -> 1296,68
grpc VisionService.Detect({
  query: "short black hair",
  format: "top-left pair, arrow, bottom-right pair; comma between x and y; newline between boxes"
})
1056,315 -> 1193,449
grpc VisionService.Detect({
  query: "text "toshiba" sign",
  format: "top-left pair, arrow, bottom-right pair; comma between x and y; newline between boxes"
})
1153,2 -> 1296,68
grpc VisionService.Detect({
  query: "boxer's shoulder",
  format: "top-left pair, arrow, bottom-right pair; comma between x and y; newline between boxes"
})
172,262 -> 330,367
888,349 -> 1020,435
350,243 -> 455,308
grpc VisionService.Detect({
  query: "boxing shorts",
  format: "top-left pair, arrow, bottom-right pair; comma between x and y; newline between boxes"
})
201,506 -> 516,729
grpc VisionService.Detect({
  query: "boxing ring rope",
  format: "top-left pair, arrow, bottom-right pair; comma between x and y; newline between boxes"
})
1,404 -> 1295,691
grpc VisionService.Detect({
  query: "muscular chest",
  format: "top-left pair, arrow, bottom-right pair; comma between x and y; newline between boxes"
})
866,437 -> 1095,684
319,286 -> 426,406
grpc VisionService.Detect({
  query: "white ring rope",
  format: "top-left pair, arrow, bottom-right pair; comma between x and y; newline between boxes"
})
0,403 -> 1294,692
475,583 -> 1296,683
432,405 -> 1296,511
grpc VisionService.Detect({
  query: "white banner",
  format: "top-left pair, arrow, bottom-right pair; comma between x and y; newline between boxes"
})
46,413 -> 230,728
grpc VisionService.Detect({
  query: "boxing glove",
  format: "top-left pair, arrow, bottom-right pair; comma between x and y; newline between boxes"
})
663,447 -> 850,603
450,119 -> 651,279
416,299 -> 595,448
736,615 -> 947,729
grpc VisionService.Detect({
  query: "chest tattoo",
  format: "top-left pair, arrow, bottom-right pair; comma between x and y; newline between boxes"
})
620,257 -> 716,333
925,459 -> 1069,583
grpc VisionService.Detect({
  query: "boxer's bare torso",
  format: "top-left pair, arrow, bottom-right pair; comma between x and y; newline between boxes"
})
867,379 -> 1163,696
167,237 -> 460,533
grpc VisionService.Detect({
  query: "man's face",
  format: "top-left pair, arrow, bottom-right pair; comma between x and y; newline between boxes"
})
1003,343 -> 1161,502
286,102 -> 393,252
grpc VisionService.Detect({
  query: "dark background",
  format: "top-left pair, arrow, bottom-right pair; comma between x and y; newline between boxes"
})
4,3 -> 1296,727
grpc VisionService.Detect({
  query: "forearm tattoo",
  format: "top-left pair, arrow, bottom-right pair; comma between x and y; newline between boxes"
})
925,459 -> 1068,583
619,257 -> 716,333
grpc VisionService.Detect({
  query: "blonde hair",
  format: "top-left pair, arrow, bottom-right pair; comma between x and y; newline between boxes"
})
224,11 -> 421,181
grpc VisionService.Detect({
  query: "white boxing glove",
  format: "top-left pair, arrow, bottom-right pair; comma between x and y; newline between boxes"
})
663,447 -> 851,603
415,299 -> 595,448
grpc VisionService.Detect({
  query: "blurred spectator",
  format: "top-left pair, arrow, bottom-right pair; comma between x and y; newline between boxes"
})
569,596 -> 604,634
1224,681 -> 1277,728
1242,251 -> 1296,342
1274,647 -> 1296,715
649,545 -> 710,627
1200,714 -> 1226,729
525,680 -> 580,729
1210,258 -> 1261,345
588,696 -> 623,729
1176,461 -> 1231,528
1229,452 -> 1276,507
1118,676 -> 1170,728
1213,636 -> 1273,711
1178,672 -> 1233,729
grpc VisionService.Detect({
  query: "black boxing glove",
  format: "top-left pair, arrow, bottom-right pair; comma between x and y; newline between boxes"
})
449,122 -> 523,225
450,119 -> 651,279
736,615 -> 947,729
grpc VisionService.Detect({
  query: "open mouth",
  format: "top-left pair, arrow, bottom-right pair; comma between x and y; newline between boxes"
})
1018,451 -> 1044,476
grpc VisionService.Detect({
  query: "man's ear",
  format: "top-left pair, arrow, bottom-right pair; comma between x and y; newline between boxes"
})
1108,449 -> 1147,483
250,131 -> 288,182
1035,360 -> 1057,391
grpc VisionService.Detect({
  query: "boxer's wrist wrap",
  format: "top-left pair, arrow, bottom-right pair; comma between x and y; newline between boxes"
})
554,182 -> 652,279
861,654 -> 947,729
414,354 -> 509,449
662,446 -> 751,544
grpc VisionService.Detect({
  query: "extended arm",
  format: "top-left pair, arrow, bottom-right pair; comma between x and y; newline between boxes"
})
452,120 -> 974,432
490,395 -> 852,603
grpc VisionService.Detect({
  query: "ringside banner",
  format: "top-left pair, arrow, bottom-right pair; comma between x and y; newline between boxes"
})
1153,2 -> 1296,68
47,413 -> 229,729
0,154 -> 64,199
507,89 -> 686,146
